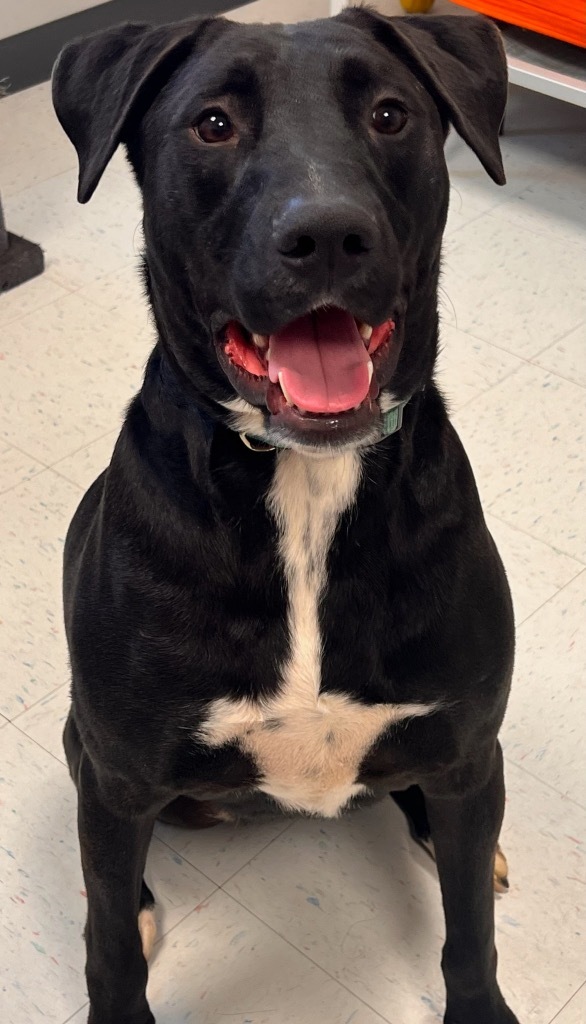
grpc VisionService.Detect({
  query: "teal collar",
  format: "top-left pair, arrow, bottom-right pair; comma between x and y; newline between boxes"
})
380,398 -> 408,438
239,396 -> 411,452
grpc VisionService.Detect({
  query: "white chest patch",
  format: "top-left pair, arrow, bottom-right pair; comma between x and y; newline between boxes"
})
199,450 -> 437,817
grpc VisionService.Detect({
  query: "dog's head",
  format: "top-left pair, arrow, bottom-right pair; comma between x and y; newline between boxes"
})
53,9 -> 506,453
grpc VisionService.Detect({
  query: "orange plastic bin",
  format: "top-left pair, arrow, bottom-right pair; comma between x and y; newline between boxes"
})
448,1 -> 586,48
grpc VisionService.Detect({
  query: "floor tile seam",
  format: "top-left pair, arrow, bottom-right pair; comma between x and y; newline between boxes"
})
9,681 -> 70,730
0,164 -> 79,203
7,717 -> 72,770
443,207 -> 495,241
44,429 -> 119,472
441,355 -> 529,416
1,421 -> 124,478
2,320 -> 147,376
216,821 -> 296,887
549,980 -> 586,1023
484,508 -> 586,568
48,466 -> 97,490
148,831 -> 220,892
526,364 -> 586,391
0,438 -> 54,468
215,887 -> 392,1022
0,463 -> 51,496
482,202 -> 586,249
148,883 -> 222,952
528,317 -> 586,366
437,304 -> 585,364
0,286 -> 77,328
504,754 -> 586,814
61,1002 -> 89,1024
447,162 -> 545,209
153,819 -> 294,890
75,286 -> 153,331
514,562 -> 586,623
129,884 -> 390,1021
34,254 -> 143,296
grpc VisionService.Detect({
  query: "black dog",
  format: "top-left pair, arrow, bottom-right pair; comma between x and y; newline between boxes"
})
53,9 -> 518,1023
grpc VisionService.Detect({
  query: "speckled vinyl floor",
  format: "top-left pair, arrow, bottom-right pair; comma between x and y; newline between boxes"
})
1,10 -> 585,1024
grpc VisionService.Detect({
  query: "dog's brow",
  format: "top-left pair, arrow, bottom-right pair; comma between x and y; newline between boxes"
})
339,53 -> 378,90
199,61 -> 259,100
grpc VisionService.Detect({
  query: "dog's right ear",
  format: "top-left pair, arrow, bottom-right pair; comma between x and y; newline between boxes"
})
52,18 -> 217,204
339,9 -> 507,186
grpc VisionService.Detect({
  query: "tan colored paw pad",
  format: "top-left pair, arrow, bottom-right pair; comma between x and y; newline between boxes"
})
494,844 -> 510,894
138,907 -> 157,961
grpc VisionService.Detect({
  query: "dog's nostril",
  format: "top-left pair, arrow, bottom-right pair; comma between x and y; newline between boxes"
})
282,235 -> 316,260
343,233 -> 369,256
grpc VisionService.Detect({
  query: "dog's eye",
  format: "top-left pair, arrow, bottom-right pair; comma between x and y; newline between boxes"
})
372,101 -> 408,136
195,109 -> 235,144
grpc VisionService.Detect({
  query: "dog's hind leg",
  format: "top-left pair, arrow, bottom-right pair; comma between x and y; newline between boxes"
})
391,785 -> 432,846
392,785 -> 510,893
158,794 -> 235,828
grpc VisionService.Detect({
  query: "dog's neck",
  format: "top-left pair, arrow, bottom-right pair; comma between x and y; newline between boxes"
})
142,348 -> 418,457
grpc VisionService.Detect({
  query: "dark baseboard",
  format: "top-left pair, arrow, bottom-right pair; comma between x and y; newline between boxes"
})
0,0 -> 251,95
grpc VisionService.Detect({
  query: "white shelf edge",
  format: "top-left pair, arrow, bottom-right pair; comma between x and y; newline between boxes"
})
507,55 -> 586,108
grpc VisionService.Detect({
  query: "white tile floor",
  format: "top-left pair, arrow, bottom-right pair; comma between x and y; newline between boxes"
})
1,5 -> 585,1023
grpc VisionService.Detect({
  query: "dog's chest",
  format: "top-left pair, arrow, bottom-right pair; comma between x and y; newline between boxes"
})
198,451 -> 434,817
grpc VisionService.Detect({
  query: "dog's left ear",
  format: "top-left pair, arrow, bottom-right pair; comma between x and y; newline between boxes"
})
53,17 -> 222,203
340,10 -> 507,185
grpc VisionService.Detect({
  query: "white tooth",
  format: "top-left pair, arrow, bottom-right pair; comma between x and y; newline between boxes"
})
278,371 -> 295,406
367,359 -> 374,384
358,323 -> 373,342
252,333 -> 269,350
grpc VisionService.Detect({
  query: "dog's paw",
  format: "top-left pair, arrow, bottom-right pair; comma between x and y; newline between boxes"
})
494,844 -> 509,894
445,997 -> 519,1024
138,907 -> 157,961
445,1011 -> 519,1024
88,1011 -> 155,1024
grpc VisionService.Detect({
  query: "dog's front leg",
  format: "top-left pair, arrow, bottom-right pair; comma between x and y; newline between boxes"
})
77,753 -> 155,1024
423,742 -> 519,1024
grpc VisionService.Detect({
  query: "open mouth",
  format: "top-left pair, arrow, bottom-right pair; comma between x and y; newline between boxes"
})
217,307 -> 399,430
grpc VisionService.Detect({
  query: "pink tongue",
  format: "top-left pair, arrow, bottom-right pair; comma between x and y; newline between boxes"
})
268,308 -> 371,414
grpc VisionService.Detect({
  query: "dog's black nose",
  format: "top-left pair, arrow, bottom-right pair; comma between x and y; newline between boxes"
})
273,199 -> 378,279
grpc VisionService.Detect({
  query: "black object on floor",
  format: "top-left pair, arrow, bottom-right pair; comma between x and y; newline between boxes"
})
0,193 -> 44,292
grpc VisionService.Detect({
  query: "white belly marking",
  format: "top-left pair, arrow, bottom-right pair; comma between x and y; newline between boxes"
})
199,450 -> 437,817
